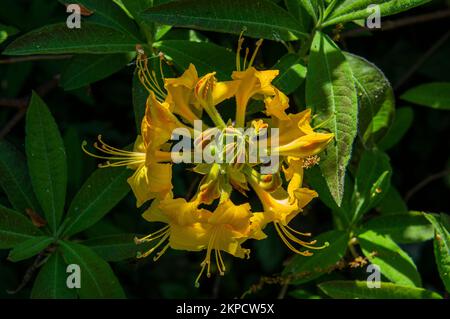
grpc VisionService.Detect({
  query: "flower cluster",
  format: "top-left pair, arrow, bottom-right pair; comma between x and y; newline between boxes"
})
83,38 -> 334,286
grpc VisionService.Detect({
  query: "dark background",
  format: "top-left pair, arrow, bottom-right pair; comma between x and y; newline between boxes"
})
0,0 -> 449,298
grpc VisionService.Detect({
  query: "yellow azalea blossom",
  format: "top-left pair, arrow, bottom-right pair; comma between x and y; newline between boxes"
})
84,39 -> 335,286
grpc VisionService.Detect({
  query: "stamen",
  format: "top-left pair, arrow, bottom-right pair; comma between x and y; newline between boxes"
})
274,223 -> 313,256
236,31 -> 245,71
248,39 -> 263,69
135,225 -> 170,244
243,48 -> 250,70
136,232 -> 170,259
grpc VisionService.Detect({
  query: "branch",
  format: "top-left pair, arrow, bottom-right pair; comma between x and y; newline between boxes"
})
405,168 -> 450,203
0,75 -> 60,139
342,9 -> 450,38
0,54 -> 72,65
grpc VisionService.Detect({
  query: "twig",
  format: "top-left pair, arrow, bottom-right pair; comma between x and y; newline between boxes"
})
405,168 -> 450,203
0,75 -> 60,139
394,30 -> 450,90
0,54 -> 72,64
342,9 -> 450,38
277,281 -> 290,299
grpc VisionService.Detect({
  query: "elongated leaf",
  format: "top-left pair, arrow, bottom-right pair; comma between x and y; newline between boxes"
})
142,0 -> 307,41
62,167 -> 131,237
285,0 -> 319,21
283,0 -> 315,31
153,40 -> 236,80
61,53 -> 134,90
31,252 -> 77,299
323,0 -> 431,27
83,234 -> 152,262
319,280 -> 442,299
424,213 -> 450,292
351,149 -> 391,222
59,241 -> 125,298
0,205 -> 42,249
345,53 -> 395,146
70,0 -> 143,40
26,92 -> 67,233
306,31 -> 358,206
272,53 -> 307,95
4,23 -> 140,56
361,212 -> 434,244
377,186 -> 408,215
401,82 -> 450,110
8,236 -> 53,262
0,140 -> 40,214
378,107 -> 414,151
358,230 -> 422,287
283,230 -> 348,284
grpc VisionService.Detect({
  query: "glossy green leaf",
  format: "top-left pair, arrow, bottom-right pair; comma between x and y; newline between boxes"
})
401,82 -> 450,110
319,280 -> 442,299
71,0 -> 143,40
323,0 -> 431,27
377,186 -> 408,215
378,107 -> 414,151
83,234 -> 153,262
0,205 -> 43,249
26,92 -> 67,233
306,31 -> 358,206
286,0 -> 319,21
361,212 -> 434,244
59,241 -> 125,298
62,167 -> 131,237
424,213 -> 450,292
4,23 -> 140,55
8,236 -> 53,262
142,0 -> 307,41
345,53 -> 395,146
283,230 -> 348,284
289,289 -> 321,299
358,230 -> 422,287
31,252 -> 77,299
351,149 -> 391,222
153,40 -> 236,80
0,140 -> 40,214
61,53 -> 134,90
283,0 -> 315,31
272,53 -> 307,95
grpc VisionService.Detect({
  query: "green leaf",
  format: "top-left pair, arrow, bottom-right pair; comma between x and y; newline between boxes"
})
283,0 -> 315,31
26,92 -> 67,233
272,53 -> 307,95
62,167 -> 131,237
31,252 -> 77,299
71,0 -> 143,40
59,241 -> 125,298
305,166 -> 354,226
424,213 -> 450,292
142,0 -> 307,41
4,23 -> 140,56
283,230 -> 348,284
361,212 -> 434,244
0,140 -> 40,214
83,234 -> 152,262
358,230 -> 422,287
377,186 -> 408,215
61,53 -> 134,90
319,280 -> 442,299
8,236 -> 53,262
351,149 -> 391,222
289,289 -> 321,299
378,107 -> 414,151
323,0 -> 431,27
345,53 -> 395,146
153,40 -> 236,80
0,205 -> 43,249
306,31 -> 358,206
286,0 -> 319,22
401,82 -> 450,110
